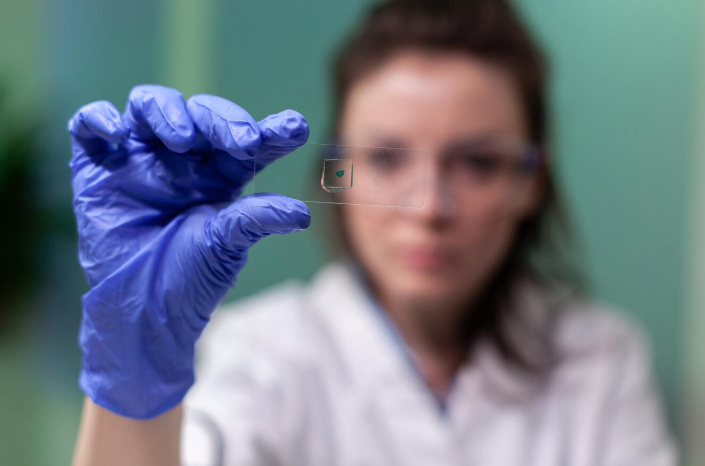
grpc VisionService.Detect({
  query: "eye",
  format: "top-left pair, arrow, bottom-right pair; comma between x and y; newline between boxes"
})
366,148 -> 402,171
458,151 -> 503,178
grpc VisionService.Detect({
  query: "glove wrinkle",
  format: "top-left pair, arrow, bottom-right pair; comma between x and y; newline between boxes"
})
188,97 -> 262,159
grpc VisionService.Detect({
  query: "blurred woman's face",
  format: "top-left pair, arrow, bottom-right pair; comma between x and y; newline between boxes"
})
338,51 -> 542,310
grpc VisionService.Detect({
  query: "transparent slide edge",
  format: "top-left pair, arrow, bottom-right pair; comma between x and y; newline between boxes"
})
252,143 -> 428,208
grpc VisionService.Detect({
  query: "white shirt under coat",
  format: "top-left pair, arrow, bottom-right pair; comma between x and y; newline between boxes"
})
182,263 -> 677,466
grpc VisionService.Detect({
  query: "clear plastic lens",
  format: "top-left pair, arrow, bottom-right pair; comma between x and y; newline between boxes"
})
253,143 -> 428,207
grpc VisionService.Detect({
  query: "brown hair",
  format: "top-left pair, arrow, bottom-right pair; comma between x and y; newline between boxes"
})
329,0 -> 583,377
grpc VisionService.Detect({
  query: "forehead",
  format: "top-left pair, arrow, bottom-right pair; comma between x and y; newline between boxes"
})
340,51 -> 527,146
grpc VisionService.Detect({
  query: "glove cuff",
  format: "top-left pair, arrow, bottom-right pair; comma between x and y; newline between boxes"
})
79,368 -> 192,420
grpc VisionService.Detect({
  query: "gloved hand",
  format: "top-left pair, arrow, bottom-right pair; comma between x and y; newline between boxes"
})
68,85 -> 311,419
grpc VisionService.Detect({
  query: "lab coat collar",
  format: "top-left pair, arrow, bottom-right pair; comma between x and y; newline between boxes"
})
306,263 -> 564,412
306,262 -> 409,386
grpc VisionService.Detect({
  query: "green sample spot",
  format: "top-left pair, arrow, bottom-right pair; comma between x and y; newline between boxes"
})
321,159 -> 353,193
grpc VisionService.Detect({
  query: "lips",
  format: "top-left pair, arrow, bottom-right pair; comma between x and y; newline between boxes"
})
400,246 -> 455,271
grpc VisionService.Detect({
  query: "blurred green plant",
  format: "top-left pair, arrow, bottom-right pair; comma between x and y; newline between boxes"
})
0,82 -> 79,337
0,84 -> 42,335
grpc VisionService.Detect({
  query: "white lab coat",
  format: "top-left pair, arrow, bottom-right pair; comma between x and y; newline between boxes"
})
182,263 -> 677,466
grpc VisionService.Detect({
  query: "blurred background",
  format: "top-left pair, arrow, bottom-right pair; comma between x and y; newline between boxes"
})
1,0 -> 704,464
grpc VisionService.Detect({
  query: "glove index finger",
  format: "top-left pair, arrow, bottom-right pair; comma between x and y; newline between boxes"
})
68,101 -> 130,160
125,85 -> 195,153
258,110 -> 310,148
68,101 -> 130,143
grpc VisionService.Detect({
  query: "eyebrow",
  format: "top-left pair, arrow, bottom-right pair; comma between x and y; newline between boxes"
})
344,130 -> 410,150
355,129 -> 520,151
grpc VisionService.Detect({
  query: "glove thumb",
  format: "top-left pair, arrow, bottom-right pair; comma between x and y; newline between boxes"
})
209,193 -> 311,257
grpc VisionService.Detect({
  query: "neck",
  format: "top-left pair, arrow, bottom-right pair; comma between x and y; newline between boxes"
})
380,293 -> 473,397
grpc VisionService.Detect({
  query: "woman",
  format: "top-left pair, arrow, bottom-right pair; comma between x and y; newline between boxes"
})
69,0 -> 676,465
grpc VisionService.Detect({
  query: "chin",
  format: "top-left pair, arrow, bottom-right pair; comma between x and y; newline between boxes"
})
389,274 -> 470,305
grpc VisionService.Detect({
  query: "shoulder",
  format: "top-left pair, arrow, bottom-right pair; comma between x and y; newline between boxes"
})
510,278 -> 654,372
212,280 -> 309,337
477,281 -> 656,400
195,263 -> 356,370
545,292 -> 676,462
555,296 -> 651,361
196,279 -> 314,366
514,278 -> 650,357
537,289 -> 658,397
184,277 -> 339,464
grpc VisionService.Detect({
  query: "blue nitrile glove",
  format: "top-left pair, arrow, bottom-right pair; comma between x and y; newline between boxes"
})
68,85 -> 311,419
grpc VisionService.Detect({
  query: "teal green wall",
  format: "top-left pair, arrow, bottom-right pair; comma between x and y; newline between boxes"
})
514,0 -> 701,436
0,0 -> 702,464
683,4 -> 705,462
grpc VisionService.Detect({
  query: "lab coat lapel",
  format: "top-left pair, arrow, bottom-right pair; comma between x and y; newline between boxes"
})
307,264 -> 459,463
